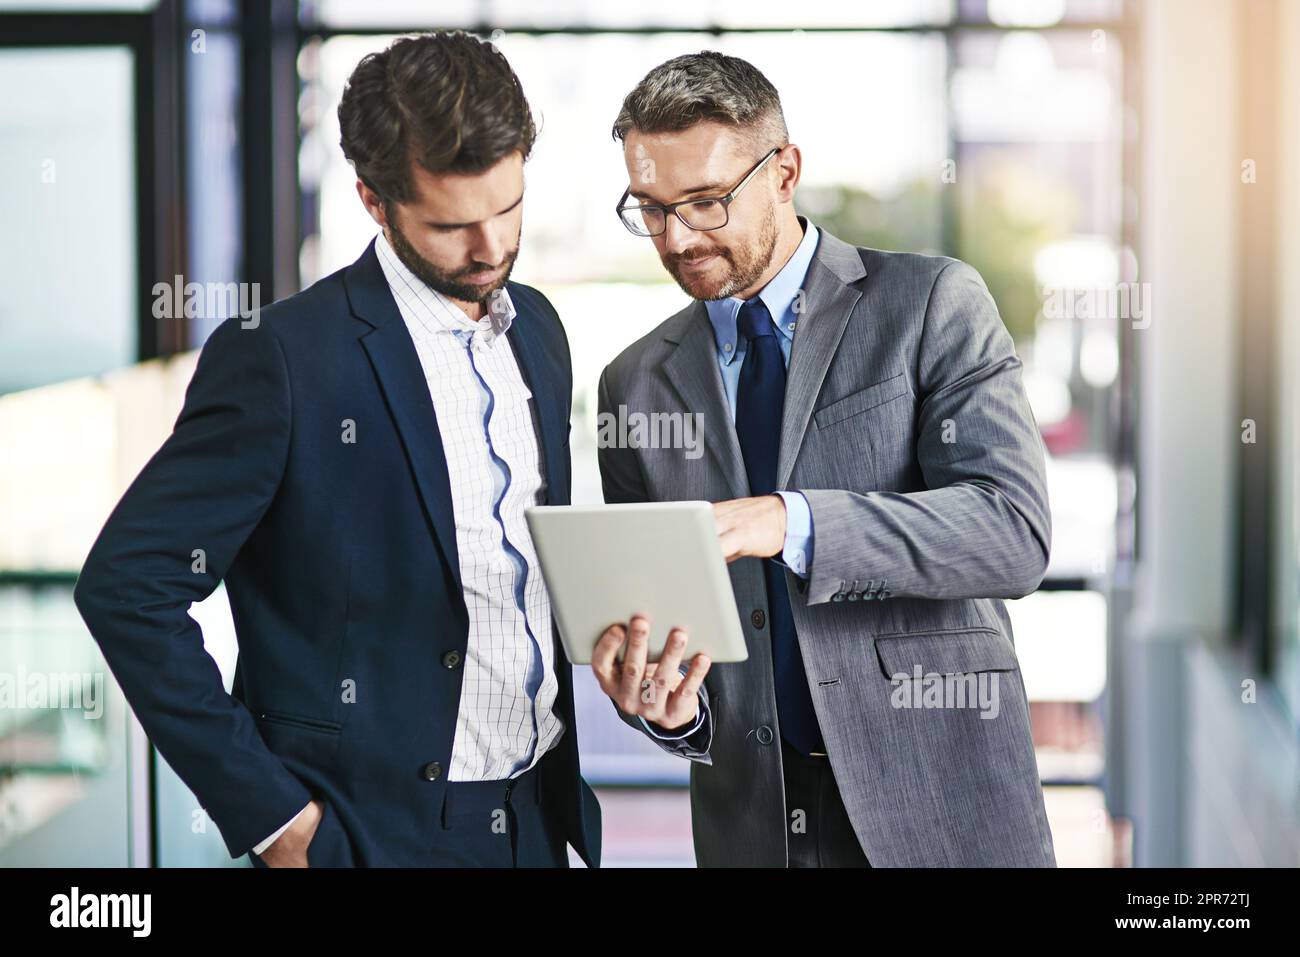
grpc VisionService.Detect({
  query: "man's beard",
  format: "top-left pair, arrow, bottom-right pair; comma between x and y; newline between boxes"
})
662,201 -> 780,301
385,216 -> 518,304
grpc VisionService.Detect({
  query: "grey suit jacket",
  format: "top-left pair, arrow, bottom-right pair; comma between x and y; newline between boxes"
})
596,223 -> 1056,867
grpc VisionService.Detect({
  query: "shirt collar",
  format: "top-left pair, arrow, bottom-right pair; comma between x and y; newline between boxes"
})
373,230 -> 516,346
704,216 -> 820,365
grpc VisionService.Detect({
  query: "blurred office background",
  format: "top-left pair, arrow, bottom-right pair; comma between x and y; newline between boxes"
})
1,0 -> 1296,867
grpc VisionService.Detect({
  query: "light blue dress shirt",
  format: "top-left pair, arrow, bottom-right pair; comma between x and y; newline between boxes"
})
640,219 -> 820,743
703,218 -> 819,578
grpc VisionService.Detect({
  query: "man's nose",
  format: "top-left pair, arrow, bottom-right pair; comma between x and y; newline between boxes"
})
660,213 -> 698,256
469,224 -> 506,266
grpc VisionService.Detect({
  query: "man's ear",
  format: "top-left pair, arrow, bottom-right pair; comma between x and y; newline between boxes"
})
356,179 -> 389,227
775,144 -> 801,204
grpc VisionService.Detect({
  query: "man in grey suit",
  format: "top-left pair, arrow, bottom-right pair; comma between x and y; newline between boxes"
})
590,51 -> 1056,867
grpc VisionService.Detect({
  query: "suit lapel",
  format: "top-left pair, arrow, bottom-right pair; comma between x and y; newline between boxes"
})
503,287 -> 569,507
345,239 -> 463,594
662,303 -> 750,500
776,229 -> 866,490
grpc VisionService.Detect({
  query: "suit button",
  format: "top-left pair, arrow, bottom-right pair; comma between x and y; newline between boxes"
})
847,591 -> 859,601
441,650 -> 462,669
421,761 -> 443,781
751,609 -> 766,629
756,726 -> 774,745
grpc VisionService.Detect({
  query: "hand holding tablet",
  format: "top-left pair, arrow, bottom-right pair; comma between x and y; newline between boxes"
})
590,614 -> 711,732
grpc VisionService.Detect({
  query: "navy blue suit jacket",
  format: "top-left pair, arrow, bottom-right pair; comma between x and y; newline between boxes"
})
73,239 -> 601,867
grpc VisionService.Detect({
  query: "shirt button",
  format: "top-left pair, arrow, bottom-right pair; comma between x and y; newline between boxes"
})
751,609 -> 766,629
421,761 -> 443,781
756,725 -> 774,745
723,342 -> 733,352
441,650 -> 462,669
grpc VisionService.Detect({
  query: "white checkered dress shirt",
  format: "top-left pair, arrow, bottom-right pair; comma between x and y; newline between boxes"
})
373,231 -> 564,782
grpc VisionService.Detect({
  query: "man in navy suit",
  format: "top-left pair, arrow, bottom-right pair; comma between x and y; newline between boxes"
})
73,31 -> 600,867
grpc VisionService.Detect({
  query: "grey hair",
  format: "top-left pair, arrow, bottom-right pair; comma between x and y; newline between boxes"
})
612,51 -> 788,150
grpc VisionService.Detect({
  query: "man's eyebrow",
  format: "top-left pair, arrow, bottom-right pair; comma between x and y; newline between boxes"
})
426,192 -> 524,228
628,182 -> 728,202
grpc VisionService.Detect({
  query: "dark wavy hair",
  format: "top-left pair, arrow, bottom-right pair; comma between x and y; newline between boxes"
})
338,31 -> 537,204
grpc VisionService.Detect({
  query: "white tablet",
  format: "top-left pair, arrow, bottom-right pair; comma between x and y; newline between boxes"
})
525,501 -> 749,666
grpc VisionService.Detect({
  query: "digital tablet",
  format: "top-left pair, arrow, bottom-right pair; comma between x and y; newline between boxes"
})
525,501 -> 749,666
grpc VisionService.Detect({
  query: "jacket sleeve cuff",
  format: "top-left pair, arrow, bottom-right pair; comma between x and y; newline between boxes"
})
638,706 -> 706,741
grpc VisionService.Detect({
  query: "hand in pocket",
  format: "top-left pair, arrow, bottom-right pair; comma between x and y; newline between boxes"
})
258,798 -> 325,868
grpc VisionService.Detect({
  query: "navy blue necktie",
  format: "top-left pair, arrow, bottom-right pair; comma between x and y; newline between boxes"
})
734,298 -> 824,756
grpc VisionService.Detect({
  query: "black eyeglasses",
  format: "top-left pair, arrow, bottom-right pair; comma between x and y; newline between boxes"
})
615,146 -> 783,237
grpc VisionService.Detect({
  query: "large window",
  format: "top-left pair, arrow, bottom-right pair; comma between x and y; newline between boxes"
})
0,32 -> 143,868
0,47 -> 137,396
